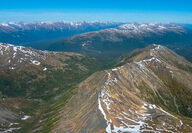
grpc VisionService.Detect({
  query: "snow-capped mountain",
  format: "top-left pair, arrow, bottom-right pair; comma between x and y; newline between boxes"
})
112,23 -> 185,35
0,21 -> 120,32
0,21 -> 121,47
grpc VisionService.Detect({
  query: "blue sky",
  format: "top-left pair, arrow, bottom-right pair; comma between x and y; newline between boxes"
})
1,0 -> 192,23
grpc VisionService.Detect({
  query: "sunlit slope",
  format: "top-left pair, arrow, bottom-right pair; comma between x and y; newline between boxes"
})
52,45 -> 192,133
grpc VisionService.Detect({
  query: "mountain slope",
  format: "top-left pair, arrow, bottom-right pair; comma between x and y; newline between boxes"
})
51,45 -> 192,133
48,23 -> 192,62
0,98 -> 40,133
0,43 -> 99,98
0,42 -> 100,133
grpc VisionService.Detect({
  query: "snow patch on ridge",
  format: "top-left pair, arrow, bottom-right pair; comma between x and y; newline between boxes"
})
98,69 -> 183,132
1,127 -> 21,133
98,90 -> 113,133
21,115 -> 31,120
0,43 -> 47,67
105,71 -> 118,86
98,89 -> 160,133
43,67 -> 47,71
150,44 -> 163,56
134,44 -> 164,74
31,60 -> 40,65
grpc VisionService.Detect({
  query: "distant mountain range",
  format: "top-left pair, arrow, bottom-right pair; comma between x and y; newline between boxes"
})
48,23 -> 192,62
0,21 -> 121,47
1,22 -> 192,63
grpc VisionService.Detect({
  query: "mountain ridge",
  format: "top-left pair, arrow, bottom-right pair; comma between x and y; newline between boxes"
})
51,44 -> 192,133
